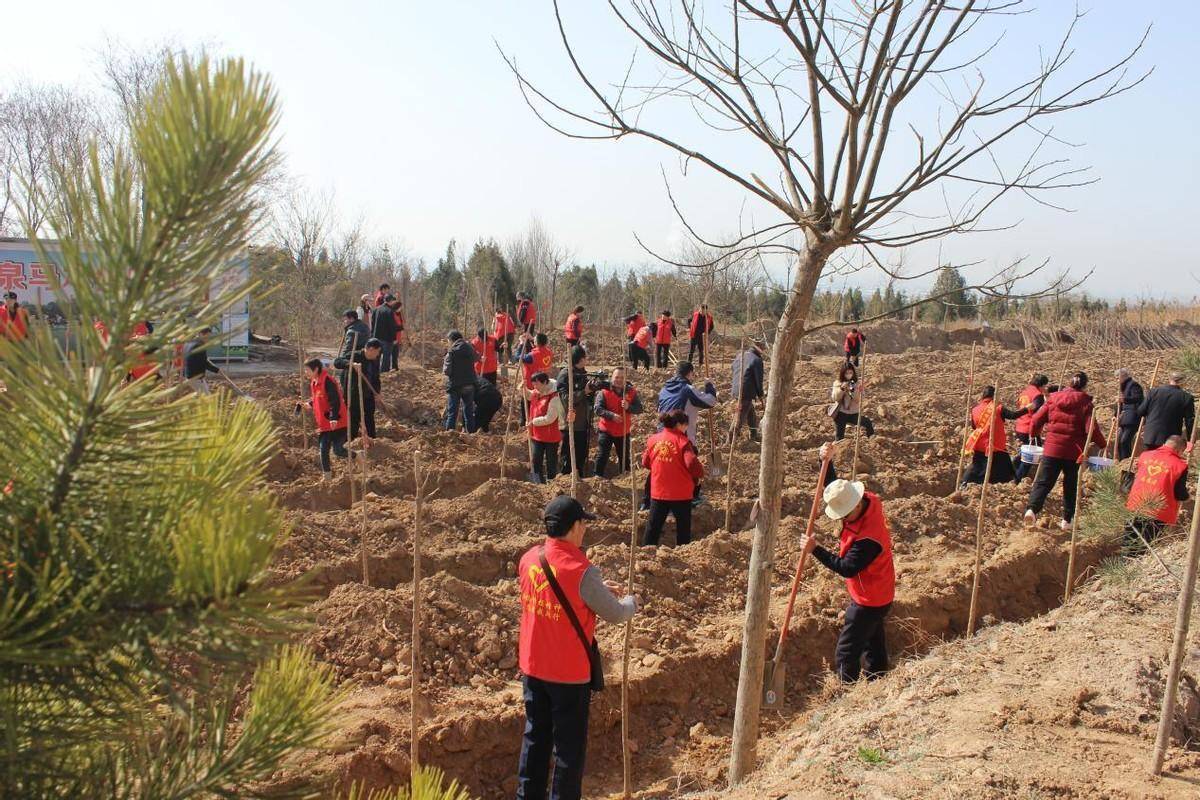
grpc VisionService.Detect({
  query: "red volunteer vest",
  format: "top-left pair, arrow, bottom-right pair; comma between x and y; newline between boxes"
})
528,390 -> 563,443
373,290 -> 387,307
472,335 -> 498,375
655,317 -> 673,345
518,538 -> 595,683
598,386 -> 637,437
494,312 -> 515,337
626,314 -> 645,339
634,326 -> 651,349
838,492 -> 895,607
518,299 -> 537,325
0,305 -> 29,340
844,331 -> 863,352
563,313 -> 582,341
644,427 -> 697,501
310,370 -> 348,432
964,399 -> 1007,454
522,345 -> 555,389
1127,446 -> 1188,524
394,309 -> 405,342
128,321 -> 156,380
1014,385 -> 1040,435
688,312 -> 712,339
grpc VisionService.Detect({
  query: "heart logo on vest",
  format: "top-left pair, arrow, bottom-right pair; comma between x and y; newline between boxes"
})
1146,463 -> 1166,477
527,564 -> 556,594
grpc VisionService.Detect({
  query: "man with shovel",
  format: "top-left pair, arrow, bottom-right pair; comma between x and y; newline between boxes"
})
335,337 -> 383,447
799,469 -> 895,682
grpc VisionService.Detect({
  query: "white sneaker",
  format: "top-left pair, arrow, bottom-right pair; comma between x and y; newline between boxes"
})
1023,509 -> 1036,527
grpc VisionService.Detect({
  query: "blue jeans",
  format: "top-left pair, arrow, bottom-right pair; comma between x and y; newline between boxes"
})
444,384 -> 477,432
516,675 -> 591,800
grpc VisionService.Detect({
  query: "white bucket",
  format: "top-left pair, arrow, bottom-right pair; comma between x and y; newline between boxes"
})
1019,444 -> 1043,464
1087,456 -> 1115,472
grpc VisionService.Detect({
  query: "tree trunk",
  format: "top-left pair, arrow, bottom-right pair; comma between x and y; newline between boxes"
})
729,240 -> 829,785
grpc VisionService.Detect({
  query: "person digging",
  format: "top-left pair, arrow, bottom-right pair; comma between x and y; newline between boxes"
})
799,465 -> 896,683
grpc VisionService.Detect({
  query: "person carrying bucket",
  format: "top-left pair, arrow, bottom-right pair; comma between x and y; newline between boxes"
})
960,385 -> 1028,489
1014,374 -> 1050,482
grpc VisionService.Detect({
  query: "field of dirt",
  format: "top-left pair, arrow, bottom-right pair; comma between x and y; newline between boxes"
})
241,321 -> 1191,797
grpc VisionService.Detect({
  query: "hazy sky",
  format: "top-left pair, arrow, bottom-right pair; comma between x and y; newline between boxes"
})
3,1 -> 1195,299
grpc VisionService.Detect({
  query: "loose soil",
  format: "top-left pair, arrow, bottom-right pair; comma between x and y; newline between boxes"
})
238,321 -> 1196,797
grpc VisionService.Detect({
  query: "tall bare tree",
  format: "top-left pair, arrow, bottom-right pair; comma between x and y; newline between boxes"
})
503,0 -> 1147,783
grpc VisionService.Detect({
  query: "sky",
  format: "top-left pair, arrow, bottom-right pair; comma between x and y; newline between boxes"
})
2,1 -> 1196,299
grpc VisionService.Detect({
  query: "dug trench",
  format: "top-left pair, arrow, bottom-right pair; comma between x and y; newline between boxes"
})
252,338 -> 1165,797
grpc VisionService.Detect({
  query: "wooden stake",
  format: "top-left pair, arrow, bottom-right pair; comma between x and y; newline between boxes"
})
621,434 -> 638,800
1124,358 -> 1162,477
348,332 -> 360,510
1149,475 -> 1200,775
1063,412 -> 1097,602
850,343 -> 868,481
725,321 -> 748,535
953,343 -> 978,492
966,378 -> 1001,636
567,350 -> 578,496
411,450 -> 424,777
355,353 -> 371,587
499,364 -> 519,481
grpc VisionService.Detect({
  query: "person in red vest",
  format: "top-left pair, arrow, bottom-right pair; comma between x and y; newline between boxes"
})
127,321 -> 159,383
654,310 -> 676,369
0,293 -> 31,341
628,324 -> 652,372
516,332 -> 555,423
686,304 -> 715,366
1125,434 -> 1190,548
562,306 -> 584,348
516,495 -> 636,800
1024,371 -> 1107,531
471,327 -> 500,384
494,308 -> 517,359
960,385 -> 1028,488
1013,374 -> 1050,482
592,367 -> 644,478
641,409 -> 705,546
373,283 -> 390,307
392,300 -> 405,354
623,310 -> 645,341
800,469 -> 896,682
517,291 -> 537,335
302,356 -> 349,479
843,327 -> 866,367
525,371 -> 564,483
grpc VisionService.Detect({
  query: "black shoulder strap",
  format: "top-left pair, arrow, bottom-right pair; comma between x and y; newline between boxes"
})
538,548 -> 592,655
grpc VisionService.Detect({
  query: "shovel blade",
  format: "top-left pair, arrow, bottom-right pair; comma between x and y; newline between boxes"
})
762,660 -> 786,709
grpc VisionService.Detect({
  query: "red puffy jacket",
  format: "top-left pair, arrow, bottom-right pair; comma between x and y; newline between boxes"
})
1029,387 -> 1106,461
642,427 -> 704,501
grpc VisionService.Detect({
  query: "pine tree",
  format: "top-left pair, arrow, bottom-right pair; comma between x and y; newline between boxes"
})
0,56 -> 339,797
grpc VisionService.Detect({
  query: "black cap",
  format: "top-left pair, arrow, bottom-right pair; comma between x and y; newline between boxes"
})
343,309 -> 358,320
544,495 -> 595,537
447,329 -> 462,341
571,345 -> 587,365
365,337 -> 384,349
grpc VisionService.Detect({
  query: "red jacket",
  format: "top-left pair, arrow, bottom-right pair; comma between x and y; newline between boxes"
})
528,390 -> 563,443
642,427 -> 703,501
1127,445 -> 1189,524
373,290 -> 388,307
128,321 -> 157,381
310,369 -> 348,432
0,305 -> 30,340
839,492 -> 895,607
597,386 -> 637,437
518,538 -> 594,683
494,311 -> 516,338
517,298 -> 537,325
1014,384 -> 1042,435
1029,387 -> 1106,462
688,311 -> 713,339
844,330 -> 865,354
521,344 -> 555,390
393,308 -> 405,342
655,316 -> 675,345
563,312 -> 582,342
626,313 -> 645,339
965,399 -> 1007,455
634,326 -> 651,350
472,334 -> 499,375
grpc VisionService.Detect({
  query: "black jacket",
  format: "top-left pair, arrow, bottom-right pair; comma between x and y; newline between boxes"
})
474,376 -> 503,415
1138,384 -> 1196,448
443,338 -> 480,390
1118,377 -> 1144,428
334,349 -> 381,404
183,340 -> 220,379
556,366 -> 598,432
339,320 -> 371,364
731,349 -> 764,402
370,305 -> 397,342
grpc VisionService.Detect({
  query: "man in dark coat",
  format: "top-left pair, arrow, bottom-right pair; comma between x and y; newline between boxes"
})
337,310 -> 372,385
473,375 -> 503,433
556,346 -> 600,478
730,342 -> 765,442
443,330 -> 480,432
335,337 -> 383,443
1138,372 -> 1196,450
370,296 -> 399,372
1114,368 -> 1144,460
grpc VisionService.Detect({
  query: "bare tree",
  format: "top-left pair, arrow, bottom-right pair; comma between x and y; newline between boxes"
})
506,215 -> 572,323
502,0 -> 1147,783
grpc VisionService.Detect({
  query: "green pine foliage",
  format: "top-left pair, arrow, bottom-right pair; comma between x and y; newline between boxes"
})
0,56 -> 339,797
346,767 -> 475,800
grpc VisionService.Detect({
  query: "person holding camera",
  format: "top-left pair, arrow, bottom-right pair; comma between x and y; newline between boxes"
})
593,367 -> 644,477
830,363 -> 875,441
556,346 -> 600,477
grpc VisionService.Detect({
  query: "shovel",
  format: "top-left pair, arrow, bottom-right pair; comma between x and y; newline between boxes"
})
763,454 -> 832,710
219,371 -> 252,399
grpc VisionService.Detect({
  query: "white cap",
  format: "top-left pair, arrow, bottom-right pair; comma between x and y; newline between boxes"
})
823,479 -> 865,521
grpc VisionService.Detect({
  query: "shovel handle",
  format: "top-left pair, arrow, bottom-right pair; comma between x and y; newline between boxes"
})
769,455 -> 832,666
